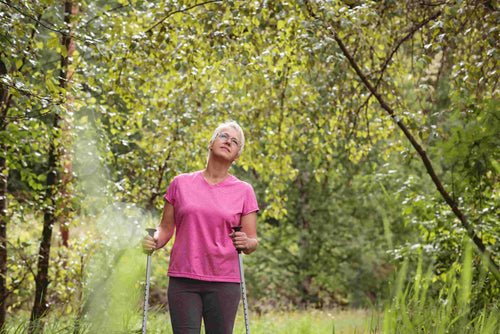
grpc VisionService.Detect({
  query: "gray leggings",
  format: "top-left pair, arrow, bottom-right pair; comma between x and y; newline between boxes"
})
167,277 -> 241,334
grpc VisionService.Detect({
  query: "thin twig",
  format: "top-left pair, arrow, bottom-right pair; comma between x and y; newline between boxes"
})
145,0 -> 222,34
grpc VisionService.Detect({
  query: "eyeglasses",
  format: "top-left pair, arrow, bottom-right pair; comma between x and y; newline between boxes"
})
217,132 -> 241,147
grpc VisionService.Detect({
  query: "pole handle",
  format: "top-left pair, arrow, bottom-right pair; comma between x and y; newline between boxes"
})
146,228 -> 157,237
144,228 -> 157,255
231,226 -> 245,253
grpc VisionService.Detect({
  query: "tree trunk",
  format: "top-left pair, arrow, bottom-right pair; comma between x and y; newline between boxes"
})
0,58 -> 10,331
58,0 -> 78,249
29,1 -> 77,330
29,110 -> 61,330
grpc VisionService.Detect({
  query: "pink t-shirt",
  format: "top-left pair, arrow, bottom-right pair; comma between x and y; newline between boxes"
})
164,171 -> 259,282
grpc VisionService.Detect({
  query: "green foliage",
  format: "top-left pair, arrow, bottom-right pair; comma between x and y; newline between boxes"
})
245,148 -> 417,309
5,217 -> 88,319
1,0 -> 499,329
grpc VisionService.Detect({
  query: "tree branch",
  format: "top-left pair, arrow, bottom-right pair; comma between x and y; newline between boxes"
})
374,11 -> 442,89
301,0 -> 500,281
146,126 -> 180,211
332,30 -> 500,283
353,10 -> 442,122
0,0 -> 100,45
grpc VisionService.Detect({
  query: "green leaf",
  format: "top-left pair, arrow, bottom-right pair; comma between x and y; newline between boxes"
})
47,37 -> 60,49
46,78 -> 57,92
60,45 -> 68,57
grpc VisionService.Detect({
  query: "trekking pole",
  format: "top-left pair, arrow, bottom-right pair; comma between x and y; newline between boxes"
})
142,228 -> 157,334
231,226 -> 250,334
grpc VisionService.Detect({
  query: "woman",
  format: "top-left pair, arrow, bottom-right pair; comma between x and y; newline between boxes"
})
143,121 -> 259,334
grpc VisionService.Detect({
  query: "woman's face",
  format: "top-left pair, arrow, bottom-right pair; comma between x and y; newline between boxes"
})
209,126 -> 242,162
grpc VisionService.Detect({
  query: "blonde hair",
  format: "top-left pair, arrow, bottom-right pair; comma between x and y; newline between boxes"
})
210,121 -> 245,155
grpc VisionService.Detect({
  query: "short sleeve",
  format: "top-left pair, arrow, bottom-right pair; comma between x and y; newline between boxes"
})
242,184 -> 259,216
164,177 -> 178,206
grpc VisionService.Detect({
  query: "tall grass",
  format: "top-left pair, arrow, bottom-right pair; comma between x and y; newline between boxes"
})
383,241 -> 499,334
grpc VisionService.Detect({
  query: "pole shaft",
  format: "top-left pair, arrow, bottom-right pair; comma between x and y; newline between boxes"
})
238,252 -> 250,334
142,228 -> 156,334
142,254 -> 152,334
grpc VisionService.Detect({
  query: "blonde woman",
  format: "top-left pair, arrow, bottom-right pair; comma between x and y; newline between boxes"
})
143,121 -> 258,334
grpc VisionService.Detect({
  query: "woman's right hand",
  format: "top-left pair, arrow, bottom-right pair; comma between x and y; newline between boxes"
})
142,234 -> 157,253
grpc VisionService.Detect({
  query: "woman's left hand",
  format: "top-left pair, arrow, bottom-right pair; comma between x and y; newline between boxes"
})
230,213 -> 258,254
229,230 -> 249,251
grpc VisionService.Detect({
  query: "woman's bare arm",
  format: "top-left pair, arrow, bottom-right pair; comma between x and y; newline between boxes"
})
143,201 -> 175,251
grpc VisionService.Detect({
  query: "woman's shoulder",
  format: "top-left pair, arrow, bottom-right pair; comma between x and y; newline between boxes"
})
227,175 -> 254,190
173,170 -> 202,182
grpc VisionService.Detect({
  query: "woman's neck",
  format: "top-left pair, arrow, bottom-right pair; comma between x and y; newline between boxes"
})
202,162 -> 230,185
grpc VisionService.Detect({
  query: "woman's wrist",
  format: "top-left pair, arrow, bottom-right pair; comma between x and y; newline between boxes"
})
243,238 -> 258,255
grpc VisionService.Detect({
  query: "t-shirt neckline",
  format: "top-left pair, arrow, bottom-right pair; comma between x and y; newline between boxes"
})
198,170 -> 234,187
